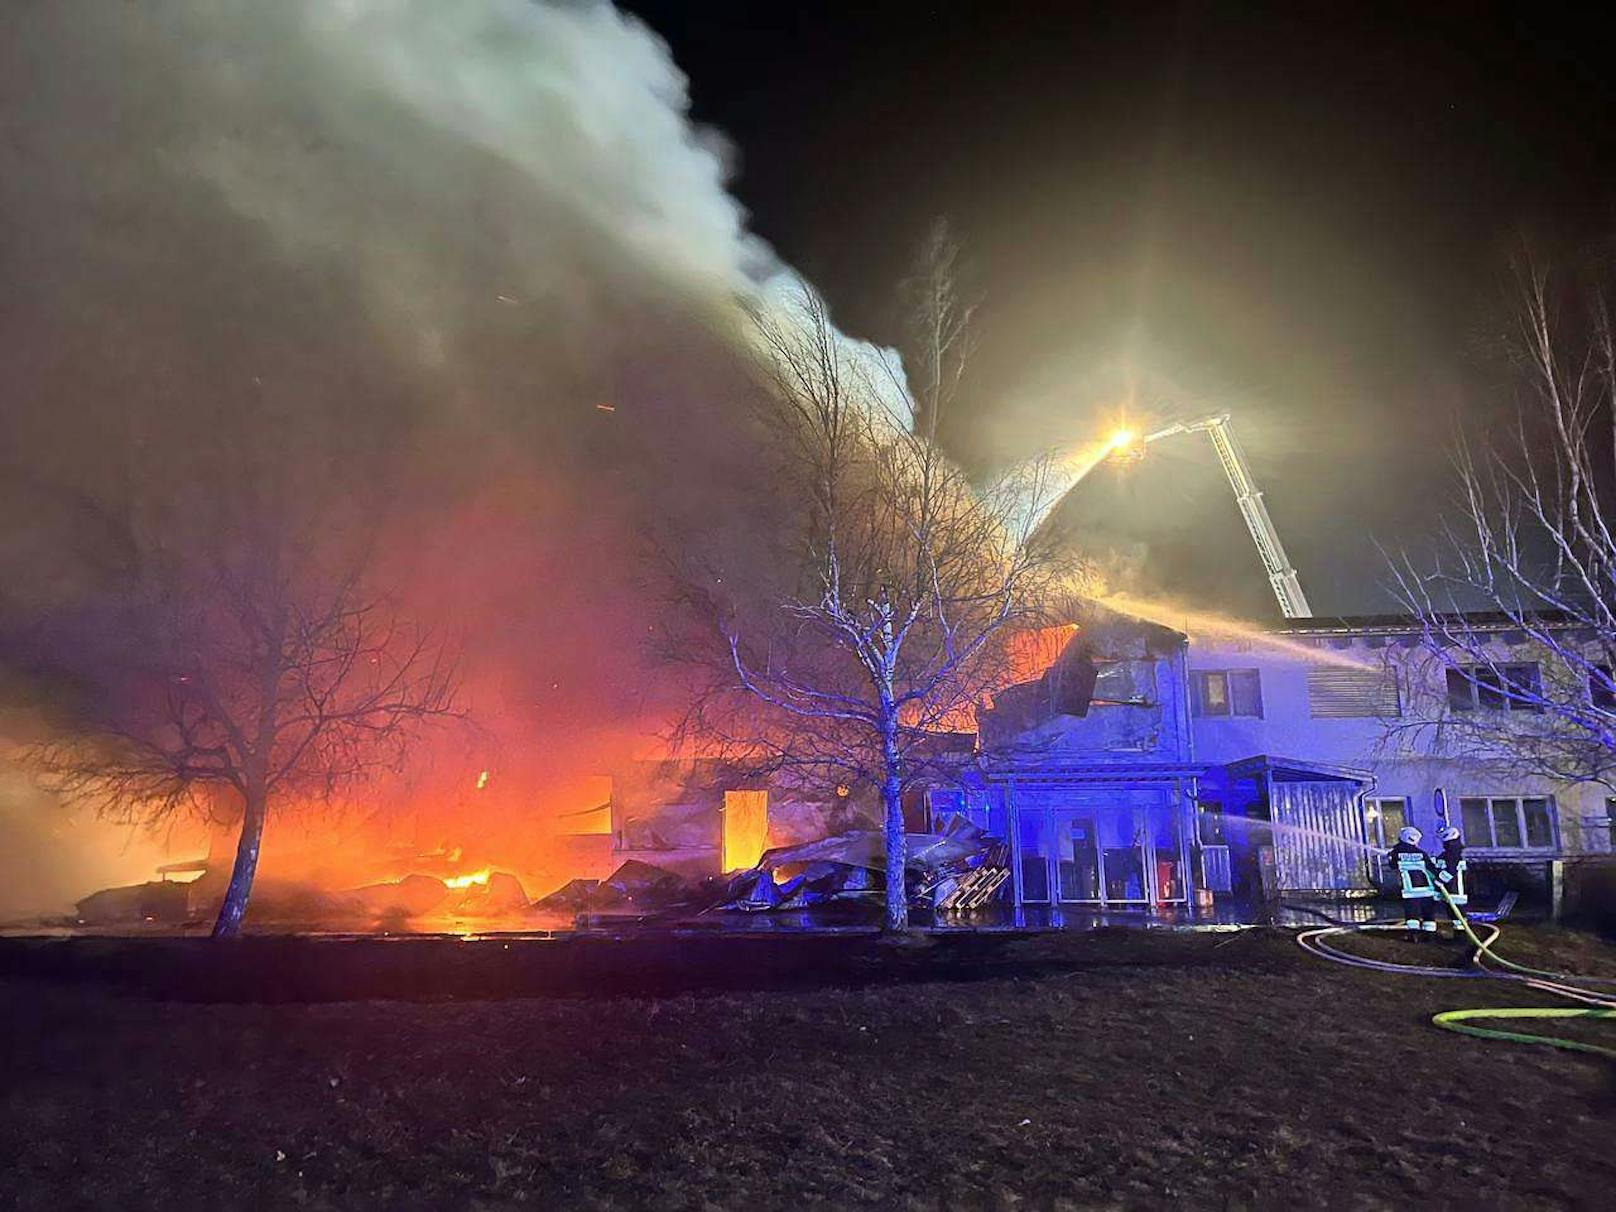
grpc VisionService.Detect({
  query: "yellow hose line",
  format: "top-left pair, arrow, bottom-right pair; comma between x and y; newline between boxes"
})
1422,884 -> 1616,1058
1431,1007 -> 1616,1060
1435,884 -> 1612,983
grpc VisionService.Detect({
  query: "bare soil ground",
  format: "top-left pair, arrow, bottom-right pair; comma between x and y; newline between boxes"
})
2,926 -> 1613,1210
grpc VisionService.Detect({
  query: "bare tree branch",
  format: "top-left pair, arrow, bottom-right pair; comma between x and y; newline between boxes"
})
664,229 -> 1069,931
1388,247 -> 1616,789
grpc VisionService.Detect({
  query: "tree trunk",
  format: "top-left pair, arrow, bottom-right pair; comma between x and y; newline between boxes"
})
211,784 -> 267,939
880,712 -> 909,933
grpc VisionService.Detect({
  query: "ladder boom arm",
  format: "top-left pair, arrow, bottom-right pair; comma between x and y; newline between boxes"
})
1153,413 -> 1313,619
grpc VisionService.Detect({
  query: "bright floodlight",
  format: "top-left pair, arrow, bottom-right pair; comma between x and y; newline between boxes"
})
1106,427 -> 1146,463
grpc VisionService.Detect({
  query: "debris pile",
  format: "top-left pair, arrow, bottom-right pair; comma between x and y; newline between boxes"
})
61,815 -> 1008,930
353,874 -> 455,918
75,880 -> 191,926
934,843 -> 1011,913
347,871 -> 533,920
534,878 -> 601,910
711,814 -> 1009,915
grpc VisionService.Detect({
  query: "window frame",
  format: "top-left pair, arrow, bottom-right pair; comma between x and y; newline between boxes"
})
1362,797 -> 1408,849
1445,664 -> 1543,713
1456,795 -> 1558,852
1192,669 -> 1264,719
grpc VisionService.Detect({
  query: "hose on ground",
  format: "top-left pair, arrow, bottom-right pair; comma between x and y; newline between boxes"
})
1297,884 -> 1616,1060
1435,883 -> 1616,988
1429,1007 -> 1616,1060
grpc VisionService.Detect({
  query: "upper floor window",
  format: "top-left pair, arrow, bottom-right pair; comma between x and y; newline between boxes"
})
1192,670 -> 1263,718
1458,796 -> 1556,850
1590,665 -> 1616,711
1445,664 -> 1541,713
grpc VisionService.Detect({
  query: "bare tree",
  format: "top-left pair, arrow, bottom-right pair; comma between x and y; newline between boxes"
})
1389,251 -> 1616,788
11,410 -> 461,937
674,227 -> 1061,931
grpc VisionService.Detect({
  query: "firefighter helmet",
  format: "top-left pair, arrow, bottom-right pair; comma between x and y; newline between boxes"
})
1397,826 -> 1422,845
1439,826 -> 1460,842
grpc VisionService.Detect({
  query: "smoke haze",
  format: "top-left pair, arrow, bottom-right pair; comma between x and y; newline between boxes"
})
0,0 -> 890,915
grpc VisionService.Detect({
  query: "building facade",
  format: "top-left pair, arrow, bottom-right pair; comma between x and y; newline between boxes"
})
930,614 -> 1616,915
1189,616 -> 1616,877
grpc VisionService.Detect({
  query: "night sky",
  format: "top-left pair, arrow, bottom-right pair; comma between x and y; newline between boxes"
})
628,0 -> 1616,616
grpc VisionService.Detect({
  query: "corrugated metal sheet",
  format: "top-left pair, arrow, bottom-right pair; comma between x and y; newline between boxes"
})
1306,666 -> 1400,718
1272,781 -> 1372,891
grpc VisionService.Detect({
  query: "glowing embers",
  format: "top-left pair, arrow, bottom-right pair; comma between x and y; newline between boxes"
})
354,867 -> 532,919
721,789 -> 769,873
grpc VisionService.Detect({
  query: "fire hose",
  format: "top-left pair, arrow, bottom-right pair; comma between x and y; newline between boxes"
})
1296,884 -> 1616,1060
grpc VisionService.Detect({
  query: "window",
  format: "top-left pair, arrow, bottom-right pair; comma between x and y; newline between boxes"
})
1363,797 -> 1408,849
1446,664 -> 1541,712
1524,799 -> 1554,848
1491,801 -> 1522,847
1192,670 -> 1263,718
1196,801 -> 1228,845
1591,666 -> 1616,711
1457,796 -> 1556,850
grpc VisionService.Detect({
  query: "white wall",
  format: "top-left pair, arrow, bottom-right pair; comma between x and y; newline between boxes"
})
1187,632 -> 1613,857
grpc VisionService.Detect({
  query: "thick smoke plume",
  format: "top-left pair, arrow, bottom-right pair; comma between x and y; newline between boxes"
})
0,0 -> 895,914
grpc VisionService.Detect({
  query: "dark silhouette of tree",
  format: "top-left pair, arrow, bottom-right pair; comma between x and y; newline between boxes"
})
9,400 -> 460,937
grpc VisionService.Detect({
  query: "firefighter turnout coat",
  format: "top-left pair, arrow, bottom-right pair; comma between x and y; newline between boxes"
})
1388,840 -> 1437,899
1433,839 -> 1468,906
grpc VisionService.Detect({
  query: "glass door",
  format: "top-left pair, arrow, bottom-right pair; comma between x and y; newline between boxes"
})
1017,810 -> 1052,903
1100,807 -> 1150,903
1058,814 -> 1102,902
1047,791 -> 1188,907
1149,808 -> 1186,903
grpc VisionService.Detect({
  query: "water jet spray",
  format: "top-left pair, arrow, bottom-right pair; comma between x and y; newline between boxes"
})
1030,411 -> 1314,619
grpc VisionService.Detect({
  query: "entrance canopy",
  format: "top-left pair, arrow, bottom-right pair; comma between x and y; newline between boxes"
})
1219,755 -> 1373,785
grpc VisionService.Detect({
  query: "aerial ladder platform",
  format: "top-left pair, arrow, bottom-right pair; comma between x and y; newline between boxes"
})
1131,413 -> 1313,619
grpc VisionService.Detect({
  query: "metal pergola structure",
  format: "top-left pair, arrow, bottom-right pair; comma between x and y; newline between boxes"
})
986,763 -> 1207,909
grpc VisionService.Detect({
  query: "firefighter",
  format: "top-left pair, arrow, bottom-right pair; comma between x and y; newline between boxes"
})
1432,826 -> 1468,921
1387,825 -> 1438,938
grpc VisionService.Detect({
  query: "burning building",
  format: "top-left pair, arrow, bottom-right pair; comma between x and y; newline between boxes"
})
927,613 -> 1372,916
931,609 -> 1616,919
606,759 -> 878,883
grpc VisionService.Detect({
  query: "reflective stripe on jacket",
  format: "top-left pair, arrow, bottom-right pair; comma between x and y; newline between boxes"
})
1389,842 -> 1436,898
1434,846 -> 1468,905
